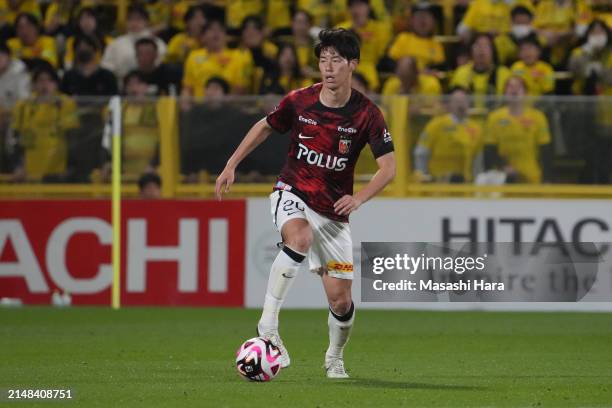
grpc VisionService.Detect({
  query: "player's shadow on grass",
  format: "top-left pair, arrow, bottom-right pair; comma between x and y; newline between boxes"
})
341,378 -> 484,391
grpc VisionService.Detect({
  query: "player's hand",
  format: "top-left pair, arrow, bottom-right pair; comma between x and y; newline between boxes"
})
215,166 -> 235,200
334,195 -> 362,216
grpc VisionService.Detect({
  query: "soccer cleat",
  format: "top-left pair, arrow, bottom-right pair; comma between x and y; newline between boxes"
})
256,326 -> 291,368
324,357 -> 349,379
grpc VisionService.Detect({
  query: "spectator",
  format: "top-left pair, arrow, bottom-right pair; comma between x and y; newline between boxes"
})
337,0 -> 391,90
101,4 -> 167,81
483,76 -> 552,183
238,15 -> 277,92
458,0 -> 534,41
0,42 -> 29,108
569,19 -> 611,183
138,172 -> 161,199
569,19 -> 611,96
120,71 -> 159,178
165,5 -> 206,64
0,42 -> 29,172
0,0 -> 40,42
11,65 -> 78,182
61,35 -> 118,96
511,38 -> 555,95
533,0 -> 578,67
182,19 -> 251,99
135,37 -> 176,95
494,5 -> 540,66
63,7 -> 112,69
226,0 -> 263,30
451,34 -> 511,102
260,43 -> 312,94
382,56 -> 441,96
8,12 -> 57,68
290,10 -> 316,76
387,3 -> 445,70
414,87 -> 483,182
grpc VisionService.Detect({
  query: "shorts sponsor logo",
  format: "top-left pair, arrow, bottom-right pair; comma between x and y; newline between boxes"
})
327,261 -> 353,272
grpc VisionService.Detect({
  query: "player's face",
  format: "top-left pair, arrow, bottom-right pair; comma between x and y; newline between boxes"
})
319,48 -> 357,90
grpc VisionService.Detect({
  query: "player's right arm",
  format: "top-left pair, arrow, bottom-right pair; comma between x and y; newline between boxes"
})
215,118 -> 274,200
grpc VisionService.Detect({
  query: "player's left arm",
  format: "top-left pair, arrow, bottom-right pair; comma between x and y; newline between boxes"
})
334,152 -> 396,216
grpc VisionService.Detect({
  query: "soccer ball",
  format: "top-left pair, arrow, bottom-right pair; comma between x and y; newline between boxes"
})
235,337 -> 282,381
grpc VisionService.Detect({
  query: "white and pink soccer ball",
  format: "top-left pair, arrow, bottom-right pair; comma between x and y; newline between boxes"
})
235,337 -> 283,381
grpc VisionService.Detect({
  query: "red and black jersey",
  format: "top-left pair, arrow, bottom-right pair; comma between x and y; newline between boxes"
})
266,82 -> 394,222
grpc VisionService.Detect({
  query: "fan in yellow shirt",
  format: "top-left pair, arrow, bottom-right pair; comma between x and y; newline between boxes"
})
265,0 -> 292,32
451,34 -> 512,108
182,20 -> 253,98
382,57 -> 442,96
533,0 -> 582,66
297,0 -> 387,28
458,0 -> 534,39
12,66 -> 78,182
225,0 -> 263,30
414,87 -> 483,182
336,0 -> 391,91
483,76 -> 552,183
165,5 -> 206,64
8,13 -> 57,68
387,3 -> 445,70
510,38 -> 555,95
494,5 -> 545,66
121,71 -> 161,178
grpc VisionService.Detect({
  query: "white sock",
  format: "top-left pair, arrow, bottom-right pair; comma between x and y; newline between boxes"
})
258,245 -> 306,334
326,302 -> 355,360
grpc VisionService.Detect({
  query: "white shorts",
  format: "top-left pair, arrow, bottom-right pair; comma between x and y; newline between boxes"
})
270,190 -> 354,280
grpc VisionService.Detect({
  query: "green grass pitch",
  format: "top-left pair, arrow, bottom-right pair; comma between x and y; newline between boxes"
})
1,307 -> 611,407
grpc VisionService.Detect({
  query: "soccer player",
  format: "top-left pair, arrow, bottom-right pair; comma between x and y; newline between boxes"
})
215,28 -> 396,378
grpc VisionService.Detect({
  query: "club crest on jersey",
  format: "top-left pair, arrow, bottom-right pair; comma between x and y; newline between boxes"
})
338,135 -> 351,154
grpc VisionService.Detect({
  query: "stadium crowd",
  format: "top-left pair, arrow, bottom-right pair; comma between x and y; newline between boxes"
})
0,0 -> 609,185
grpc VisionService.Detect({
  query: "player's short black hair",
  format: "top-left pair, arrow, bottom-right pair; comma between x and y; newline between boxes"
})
314,28 -> 360,61
205,76 -> 230,94
138,172 -> 161,190
135,37 -> 158,51
511,5 -> 533,19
